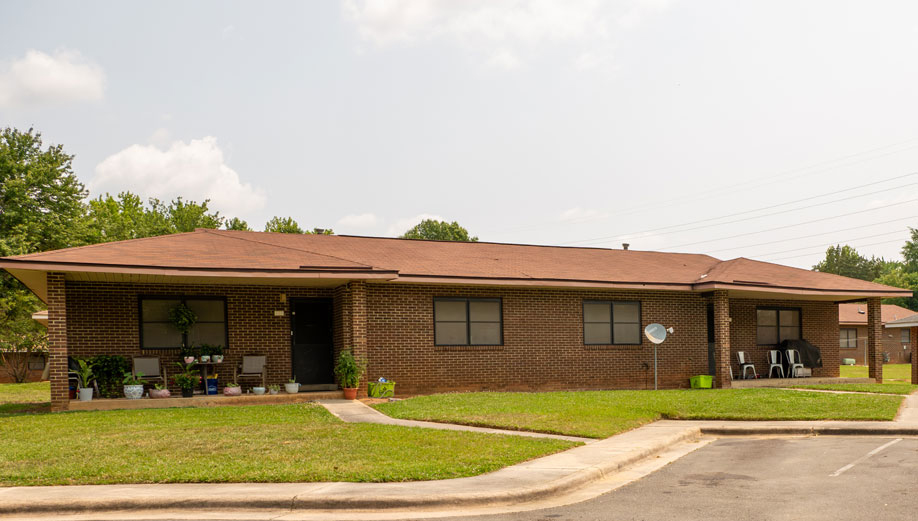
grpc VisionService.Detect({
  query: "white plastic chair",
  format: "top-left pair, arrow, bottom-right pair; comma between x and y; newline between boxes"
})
786,349 -> 805,378
766,350 -> 784,378
737,351 -> 757,379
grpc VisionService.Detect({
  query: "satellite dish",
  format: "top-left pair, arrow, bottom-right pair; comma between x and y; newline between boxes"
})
644,323 -> 672,344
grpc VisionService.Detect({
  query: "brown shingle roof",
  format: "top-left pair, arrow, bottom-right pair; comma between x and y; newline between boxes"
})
839,303 -> 918,325
1,229 -> 912,296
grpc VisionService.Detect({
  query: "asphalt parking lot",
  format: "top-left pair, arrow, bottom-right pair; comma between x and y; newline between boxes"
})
431,436 -> 918,521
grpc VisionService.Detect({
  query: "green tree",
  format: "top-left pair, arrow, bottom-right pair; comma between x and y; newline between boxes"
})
225,217 -> 251,231
812,245 -> 892,281
88,193 -> 223,242
401,219 -> 478,242
0,128 -> 86,356
874,267 -> 918,311
264,216 -> 304,234
902,228 -> 918,272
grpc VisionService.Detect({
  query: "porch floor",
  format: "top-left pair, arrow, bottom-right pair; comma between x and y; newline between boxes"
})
68,390 -> 344,412
730,377 -> 874,388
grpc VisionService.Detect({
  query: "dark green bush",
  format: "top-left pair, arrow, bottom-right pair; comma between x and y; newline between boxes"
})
89,355 -> 129,398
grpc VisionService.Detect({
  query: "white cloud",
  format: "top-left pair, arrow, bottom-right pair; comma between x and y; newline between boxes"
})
387,213 -> 443,236
343,0 -> 672,68
91,137 -> 267,217
337,212 -> 379,230
148,128 -> 172,147
0,49 -> 105,107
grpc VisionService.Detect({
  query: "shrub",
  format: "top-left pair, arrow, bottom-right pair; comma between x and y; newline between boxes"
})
89,355 -> 130,398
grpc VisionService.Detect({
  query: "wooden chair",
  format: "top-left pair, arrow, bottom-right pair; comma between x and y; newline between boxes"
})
234,355 -> 266,388
133,357 -> 167,386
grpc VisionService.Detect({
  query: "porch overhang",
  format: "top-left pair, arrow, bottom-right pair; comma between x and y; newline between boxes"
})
0,259 -> 398,303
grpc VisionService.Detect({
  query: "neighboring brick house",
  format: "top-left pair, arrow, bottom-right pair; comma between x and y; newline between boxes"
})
0,229 -> 912,411
839,304 -> 917,365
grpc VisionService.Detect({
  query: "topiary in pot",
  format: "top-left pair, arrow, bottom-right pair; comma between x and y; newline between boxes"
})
334,348 -> 366,400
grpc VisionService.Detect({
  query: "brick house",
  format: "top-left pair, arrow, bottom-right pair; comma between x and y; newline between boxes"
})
0,229 -> 913,412
839,304 -> 917,365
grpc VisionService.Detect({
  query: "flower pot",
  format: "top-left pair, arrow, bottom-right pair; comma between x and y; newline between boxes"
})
150,388 -> 171,399
284,382 -> 300,394
224,386 -> 242,396
78,387 -> 93,402
212,355 -> 224,363
200,355 -> 211,363
124,384 -> 144,400
253,386 -> 265,395
184,356 -> 195,364
269,389 -> 278,395
342,387 -> 358,400
181,387 -> 194,398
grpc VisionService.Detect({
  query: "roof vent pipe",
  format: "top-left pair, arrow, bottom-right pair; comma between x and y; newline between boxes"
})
622,243 -> 630,251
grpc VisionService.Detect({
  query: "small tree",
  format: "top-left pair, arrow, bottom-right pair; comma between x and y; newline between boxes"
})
401,219 -> 478,242
0,330 -> 48,383
225,217 -> 251,231
264,216 -> 304,234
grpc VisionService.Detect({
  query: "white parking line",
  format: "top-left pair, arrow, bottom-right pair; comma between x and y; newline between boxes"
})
830,438 -> 902,477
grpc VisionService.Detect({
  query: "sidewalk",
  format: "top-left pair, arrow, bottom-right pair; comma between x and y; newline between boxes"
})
2,397 -> 917,516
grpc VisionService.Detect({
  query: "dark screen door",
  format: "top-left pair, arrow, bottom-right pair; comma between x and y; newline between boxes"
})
291,299 -> 334,385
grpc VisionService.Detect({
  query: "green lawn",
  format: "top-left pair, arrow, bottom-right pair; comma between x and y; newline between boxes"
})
375,389 -> 903,439
0,382 -> 50,416
0,403 -> 574,486
840,363 -> 913,382
788,383 -> 916,395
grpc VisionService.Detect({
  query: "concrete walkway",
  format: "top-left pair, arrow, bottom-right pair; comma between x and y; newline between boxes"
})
3,396 -> 918,517
318,399 -> 594,443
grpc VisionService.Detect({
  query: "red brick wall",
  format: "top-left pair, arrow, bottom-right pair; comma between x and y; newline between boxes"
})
839,325 -> 912,365
48,273 -> 69,411
64,281 -> 337,394
0,354 -> 45,383
728,298 -> 840,378
59,280 -> 845,399
366,284 -> 711,394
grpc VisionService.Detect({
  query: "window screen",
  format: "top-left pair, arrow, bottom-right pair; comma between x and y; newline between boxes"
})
583,300 -> 641,345
756,307 -> 801,345
840,328 -> 857,349
434,298 -> 502,346
140,297 -> 227,349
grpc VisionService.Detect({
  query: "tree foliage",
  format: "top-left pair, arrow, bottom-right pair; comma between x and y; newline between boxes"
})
873,267 -> 918,311
225,217 -> 251,231
812,245 -> 891,281
903,227 -> 918,272
264,216 -> 304,234
87,192 -> 223,242
401,219 -> 478,242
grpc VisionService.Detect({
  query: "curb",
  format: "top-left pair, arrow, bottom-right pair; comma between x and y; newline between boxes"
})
0,427 -> 701,515
700,425 -> 918,436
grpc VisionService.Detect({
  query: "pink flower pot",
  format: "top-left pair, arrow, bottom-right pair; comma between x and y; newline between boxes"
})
223,386 -> 242,396
150,388 -> 171,399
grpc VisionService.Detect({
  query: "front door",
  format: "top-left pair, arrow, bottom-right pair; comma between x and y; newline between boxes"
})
291,298 -> 335,389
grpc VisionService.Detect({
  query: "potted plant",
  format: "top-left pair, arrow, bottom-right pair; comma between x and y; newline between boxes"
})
284,378 -> 300,394
199,344 -> 212,363
173,362 -> 199,398
123,371 -> 145,399
209,344 -> 224,364
334,348 -> 366,400
268,384 -> 280,395
180,345 -> 197,364
253,386 -> 266,395
150,384 -> 171,399
75,359 -> 94,402
223,381 -> 242,396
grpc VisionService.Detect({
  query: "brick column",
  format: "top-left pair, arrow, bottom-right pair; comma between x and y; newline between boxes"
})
712,290 -> 732,388
46,272 -> 69,412
912,326 -> 917,385
341,281 -> 368,395
866,297 -> 883,383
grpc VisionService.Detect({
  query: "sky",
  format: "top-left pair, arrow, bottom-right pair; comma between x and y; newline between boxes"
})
2,0 -> 918,269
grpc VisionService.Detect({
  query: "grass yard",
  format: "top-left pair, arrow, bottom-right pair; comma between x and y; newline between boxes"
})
789,383 -> 916,395
0,402 -> 575,486
839,363 -> 913,382
0,381 -> 50,416
375,389 -> 903,439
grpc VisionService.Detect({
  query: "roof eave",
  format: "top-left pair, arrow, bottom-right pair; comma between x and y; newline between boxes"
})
692,281 -> 913,298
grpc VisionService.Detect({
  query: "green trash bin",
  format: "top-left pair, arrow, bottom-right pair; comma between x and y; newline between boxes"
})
690,375 -> 713,389
368,381 -> 396,398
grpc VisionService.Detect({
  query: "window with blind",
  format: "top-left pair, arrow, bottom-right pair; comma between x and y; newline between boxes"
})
140,297 -> 227,349
583,300 -> 641,345
840,328 -> 857,349
433,298 -> 502,346
756,308 -> 801,345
